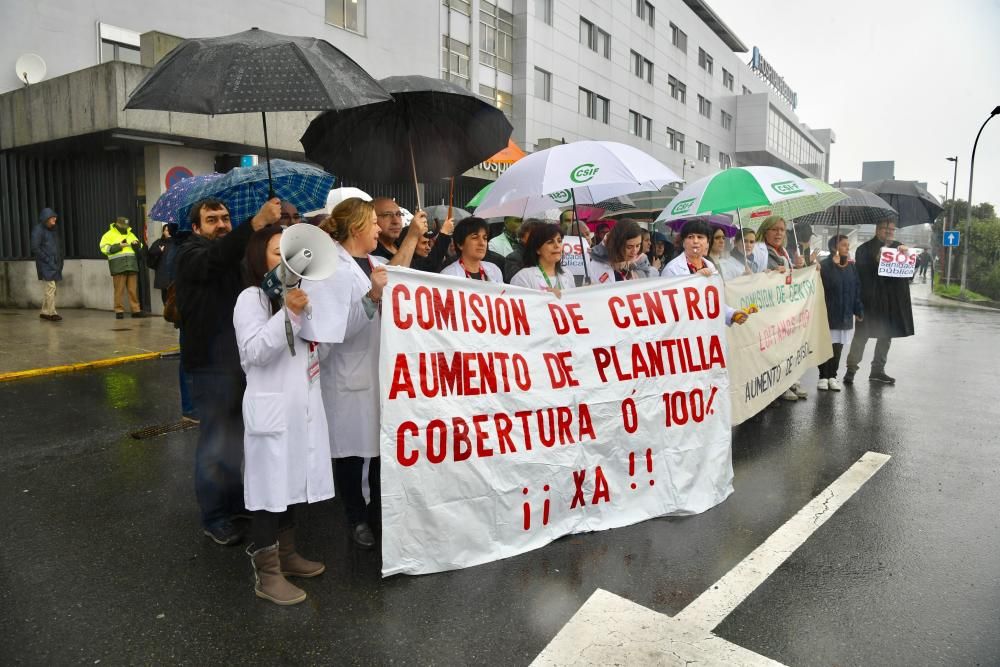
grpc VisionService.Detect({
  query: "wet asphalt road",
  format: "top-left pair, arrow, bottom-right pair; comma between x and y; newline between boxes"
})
1,294 -> 999,666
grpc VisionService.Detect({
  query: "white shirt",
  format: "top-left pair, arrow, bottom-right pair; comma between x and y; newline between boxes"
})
440,259 -> 504,282
510,266 -> 576,291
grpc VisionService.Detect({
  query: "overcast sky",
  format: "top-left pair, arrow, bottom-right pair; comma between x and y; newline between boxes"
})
710,0 -> 1000,210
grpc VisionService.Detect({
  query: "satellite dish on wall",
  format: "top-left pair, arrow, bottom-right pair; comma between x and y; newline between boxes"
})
15,53 -> 47,86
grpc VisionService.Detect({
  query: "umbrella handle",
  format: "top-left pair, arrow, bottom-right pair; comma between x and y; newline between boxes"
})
262,111 -> 274,199
408,135 -> 422,211
447,176 -> 454,223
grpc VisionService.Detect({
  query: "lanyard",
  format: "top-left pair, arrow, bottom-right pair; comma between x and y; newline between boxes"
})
687,257 -> 705,274
459,258 -> 486,281
537,263 -> 555,289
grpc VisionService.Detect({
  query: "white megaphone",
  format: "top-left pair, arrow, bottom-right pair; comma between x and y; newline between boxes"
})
262,224 -> 338,298
260,224 -> 338,355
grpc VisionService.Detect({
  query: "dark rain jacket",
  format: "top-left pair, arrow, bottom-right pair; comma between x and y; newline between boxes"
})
31,219 -> 63,281
174,221 -> 254,372
853,237 -> 914,339
820,257 -> 864,330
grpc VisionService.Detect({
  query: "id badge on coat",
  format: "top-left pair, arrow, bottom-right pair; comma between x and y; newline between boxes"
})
307,341 -> 320,385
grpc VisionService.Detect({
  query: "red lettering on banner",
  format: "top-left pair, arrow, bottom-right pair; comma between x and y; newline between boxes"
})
592,466 -> 611,505
473,414 -> 493,458
391,404 -> 597,466
591,335 -> 726,382
496,413 -> 515,453
393,285 -> 531,336
578,404 -> 596,440
606,288 -> 686,328
392,285 -> 412,329
388,354 -> 416,399
704,286 -> 721,318
544,351 -> 580,389
453,417 -> 472,462
427,419 -> 447,464
571,470 -> 586,508
548,302 -> 590,335
684,286 -> 705,320
621,398 -> 638,433
396,422 -> 419,467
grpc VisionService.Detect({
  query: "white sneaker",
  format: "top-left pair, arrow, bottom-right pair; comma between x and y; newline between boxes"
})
828,378 -> 842,392
780,388 -> 799,401
792,383 -> 808,399
817,379 -> 829,391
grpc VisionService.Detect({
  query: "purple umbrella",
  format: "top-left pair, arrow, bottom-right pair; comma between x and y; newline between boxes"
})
662,214 -> 739,237
148,173 -> 223,224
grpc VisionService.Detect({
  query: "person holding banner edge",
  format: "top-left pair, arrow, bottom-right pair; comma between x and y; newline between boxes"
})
317,198 -> 388,550
235,225 -> 333,605
661,219 -> 749,327
754,216 -> 809,401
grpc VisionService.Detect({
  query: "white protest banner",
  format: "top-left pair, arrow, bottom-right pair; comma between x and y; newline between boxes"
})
725,267 -> 833,425
380,268 -> 733,576
560,235 -> 593,279
877,246 -> 919,278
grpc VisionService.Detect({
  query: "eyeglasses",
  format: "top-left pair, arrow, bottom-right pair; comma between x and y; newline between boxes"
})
377,211 -> 404,219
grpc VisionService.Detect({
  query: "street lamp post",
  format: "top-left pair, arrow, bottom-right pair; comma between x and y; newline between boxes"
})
945,156 -> 958,285
681,159 -> 696,180
959,106 -> 1000,300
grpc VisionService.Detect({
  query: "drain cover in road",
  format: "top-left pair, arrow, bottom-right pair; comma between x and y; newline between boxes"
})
130,419 -> 199,440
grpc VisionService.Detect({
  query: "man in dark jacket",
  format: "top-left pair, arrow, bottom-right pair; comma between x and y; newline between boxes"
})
31,207 -> 63,321
845,219 -> 914,385
176,196 -> 280,545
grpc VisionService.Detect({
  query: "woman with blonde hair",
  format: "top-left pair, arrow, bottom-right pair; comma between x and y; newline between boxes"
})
754,215 -> 808,402
312,198 -> 389,550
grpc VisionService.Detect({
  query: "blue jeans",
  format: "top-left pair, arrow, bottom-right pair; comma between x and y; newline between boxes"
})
178,330 -> 197,418
189,369 -> 245,529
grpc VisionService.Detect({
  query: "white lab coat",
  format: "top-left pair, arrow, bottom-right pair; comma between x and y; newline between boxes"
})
440,259 -> 504,282
318,243 -> 385,459
234,287 -> 334,512
510,266 -> 576,291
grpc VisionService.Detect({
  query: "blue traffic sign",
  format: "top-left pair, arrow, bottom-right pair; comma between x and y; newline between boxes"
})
943,231 -> 960,247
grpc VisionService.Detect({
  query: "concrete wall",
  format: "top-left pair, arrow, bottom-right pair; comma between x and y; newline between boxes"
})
0,0 -> 441,95
0,259 -> 147,312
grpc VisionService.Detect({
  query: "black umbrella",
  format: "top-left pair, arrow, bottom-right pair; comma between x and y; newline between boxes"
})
860,180 -> 942,227
300,74 -> 513,209
124,27 -> 391,193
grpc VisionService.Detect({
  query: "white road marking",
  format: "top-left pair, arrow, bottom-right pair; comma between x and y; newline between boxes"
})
530,589 -> 783,666
531,452 -> 891,665
675,451 -> 890,629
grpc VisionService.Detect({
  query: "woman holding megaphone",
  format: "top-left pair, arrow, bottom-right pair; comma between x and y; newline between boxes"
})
234,224 -> 334,606
318,198 -> 388,551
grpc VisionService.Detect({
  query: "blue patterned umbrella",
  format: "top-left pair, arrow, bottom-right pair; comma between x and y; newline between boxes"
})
149,173 -> 223,224
177,160 -> 335,230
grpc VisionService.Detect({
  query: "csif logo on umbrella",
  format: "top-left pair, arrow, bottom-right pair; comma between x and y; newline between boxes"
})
550,189 -> 572,204
671,198 -> 696,215
771,181 -> 803,195
570,163 -> 600,184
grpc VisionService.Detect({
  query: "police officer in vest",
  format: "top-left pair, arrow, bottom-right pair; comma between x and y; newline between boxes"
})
99,216 -> 149,319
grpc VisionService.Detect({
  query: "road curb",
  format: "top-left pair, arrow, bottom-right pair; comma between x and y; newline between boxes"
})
0,347 -> 179,383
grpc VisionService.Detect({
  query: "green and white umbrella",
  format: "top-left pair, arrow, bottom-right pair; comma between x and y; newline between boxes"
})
736,178 -> 848,230
656,166 -> 821,224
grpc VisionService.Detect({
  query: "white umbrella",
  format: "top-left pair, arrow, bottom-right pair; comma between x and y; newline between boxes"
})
474,140 -> 681,218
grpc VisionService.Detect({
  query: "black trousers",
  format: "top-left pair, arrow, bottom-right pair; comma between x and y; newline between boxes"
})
251,506 -> 297,549
818,343 -> 844,379
334,457 -> 381,526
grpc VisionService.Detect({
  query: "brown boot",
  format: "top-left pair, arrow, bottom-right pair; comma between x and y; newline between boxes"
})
277,527 -> 325,578
249,543 -> 306,605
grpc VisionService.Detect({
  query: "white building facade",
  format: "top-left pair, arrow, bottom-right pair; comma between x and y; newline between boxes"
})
0,0 -> 833,307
